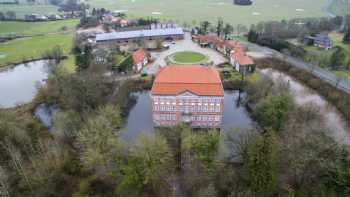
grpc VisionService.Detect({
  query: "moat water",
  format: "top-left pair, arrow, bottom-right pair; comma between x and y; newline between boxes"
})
0,60 -> 53,108
260,68 -> 350,145
121,91 -> 255,140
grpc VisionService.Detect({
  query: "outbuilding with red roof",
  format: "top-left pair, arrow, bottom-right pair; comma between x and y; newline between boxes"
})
132,48 -> 148,73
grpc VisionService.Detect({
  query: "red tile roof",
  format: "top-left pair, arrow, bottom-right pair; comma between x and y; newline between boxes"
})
193,34 -> 254,66
132,48 -> 147,65
151,65 -> 224,96
233,48 -> 254,65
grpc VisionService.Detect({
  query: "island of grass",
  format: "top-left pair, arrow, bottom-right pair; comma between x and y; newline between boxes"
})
169,51 -> 208,64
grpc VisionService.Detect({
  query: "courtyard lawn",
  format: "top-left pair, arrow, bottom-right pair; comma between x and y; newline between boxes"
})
172,51 -> 207,64
0,32 -> 74,66
86,0 -> 328,25
0,19 -> 79,36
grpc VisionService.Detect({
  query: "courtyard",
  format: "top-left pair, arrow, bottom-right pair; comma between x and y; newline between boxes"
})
143,32 -> 227,74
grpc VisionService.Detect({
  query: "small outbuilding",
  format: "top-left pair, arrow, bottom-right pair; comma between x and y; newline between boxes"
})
132,48 -> 149,73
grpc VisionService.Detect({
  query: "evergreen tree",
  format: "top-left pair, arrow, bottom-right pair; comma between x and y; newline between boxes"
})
244,129 -> 279,197
330,46 -> 348,70
200,21 -> 210,35
343,28 -> 350,44
223,23 -> 234,40
247,29 -> 259,43
216,18 -> 224,37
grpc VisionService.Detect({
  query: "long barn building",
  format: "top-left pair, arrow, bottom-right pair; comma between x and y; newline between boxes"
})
95,27 -> 184,47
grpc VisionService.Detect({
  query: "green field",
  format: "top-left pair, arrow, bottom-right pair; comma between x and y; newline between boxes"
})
86,0 -> 329,25
0,19 -> 79,36
329,0 -> 350,16
0,4 -> 58,19
0,32 -> 74,66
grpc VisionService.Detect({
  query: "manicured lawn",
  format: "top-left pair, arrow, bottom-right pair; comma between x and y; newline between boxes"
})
0,19 -> 79,36
86,0 -> 328,25
0,32 -> 74,66
172,51 -> 207,64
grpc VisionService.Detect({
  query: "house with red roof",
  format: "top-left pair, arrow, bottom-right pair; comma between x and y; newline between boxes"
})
192,33 -> 255,73
230,47 -> 255,73
151,65 -> 224,128
132,48 -> 148,73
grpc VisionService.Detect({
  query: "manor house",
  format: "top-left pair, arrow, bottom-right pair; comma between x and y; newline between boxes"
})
151,65 -> 224,128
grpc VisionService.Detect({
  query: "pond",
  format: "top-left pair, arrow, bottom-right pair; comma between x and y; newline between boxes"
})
0,60 -> 53,108
34,103 -> 60,130
121,91 -> 255,140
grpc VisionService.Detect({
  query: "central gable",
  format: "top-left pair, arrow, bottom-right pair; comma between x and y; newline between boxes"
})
178,91 -> 198,97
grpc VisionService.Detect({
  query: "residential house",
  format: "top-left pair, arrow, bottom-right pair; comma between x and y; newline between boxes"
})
304,34 -> 333,50
192,34 -> 254,72
119,19 -> 129,27
132,48 -> 148,72
92,48 -> 110,65
230,47 -> 255,73
151,65 -> 224,128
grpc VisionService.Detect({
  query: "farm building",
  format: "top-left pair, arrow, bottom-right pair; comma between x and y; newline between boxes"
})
95,27 -> 184,47
151,65 -> 224,128
233,0 -> 253,6
24,14 -> 48,21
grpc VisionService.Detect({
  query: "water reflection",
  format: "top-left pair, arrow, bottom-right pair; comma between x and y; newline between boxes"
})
0,60 -> 53,108
260,68 -> 350,145
121,91 -> 255,140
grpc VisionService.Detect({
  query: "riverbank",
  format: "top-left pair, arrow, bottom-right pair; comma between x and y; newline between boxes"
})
256,58 -> 350,122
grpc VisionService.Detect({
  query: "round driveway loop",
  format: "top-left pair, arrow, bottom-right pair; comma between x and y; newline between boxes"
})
143,32 -> 227,74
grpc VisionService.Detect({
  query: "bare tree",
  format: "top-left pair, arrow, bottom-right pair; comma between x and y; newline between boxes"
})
0,166 -> 10,197
2,141 -> 32,191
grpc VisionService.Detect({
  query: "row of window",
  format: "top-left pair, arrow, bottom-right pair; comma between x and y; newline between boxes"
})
153,114 -> 177,121
154,105 -> 221,113
192,122 -> 220,127
154,102 -> 220,106
153,98 -> 222,104
153,114 -> 222,122
191,115 -> 221,122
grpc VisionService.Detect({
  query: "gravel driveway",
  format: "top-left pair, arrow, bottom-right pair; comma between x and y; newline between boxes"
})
143,32 -> 227,74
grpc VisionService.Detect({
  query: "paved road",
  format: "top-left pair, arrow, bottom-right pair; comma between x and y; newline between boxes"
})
245,42 -> 350,94
143,33 -> 227,74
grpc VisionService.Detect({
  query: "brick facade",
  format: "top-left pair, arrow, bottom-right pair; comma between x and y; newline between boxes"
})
151,93 -> 224,128
151,65 -> 224,128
